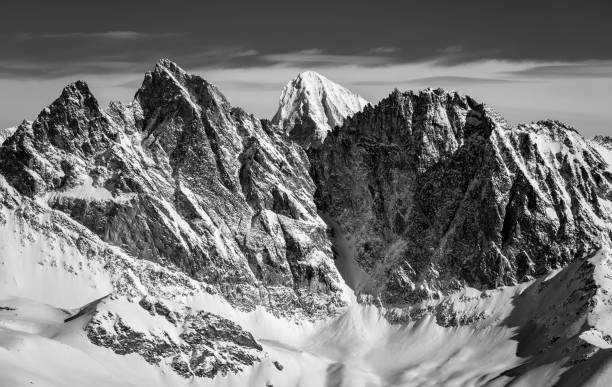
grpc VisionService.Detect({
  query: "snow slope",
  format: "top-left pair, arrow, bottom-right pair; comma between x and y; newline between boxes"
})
5,249 -> 612,387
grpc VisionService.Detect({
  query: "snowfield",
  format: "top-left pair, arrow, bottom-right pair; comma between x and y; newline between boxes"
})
2,208 -> 612,387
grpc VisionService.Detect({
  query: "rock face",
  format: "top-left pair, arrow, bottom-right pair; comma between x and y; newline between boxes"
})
310,88 -> 612,305
272,71 -> 369,148
0,60 -> 346,320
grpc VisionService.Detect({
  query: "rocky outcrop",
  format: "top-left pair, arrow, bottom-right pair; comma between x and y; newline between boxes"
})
86,297 -> 262,379
310,88 -> 612,305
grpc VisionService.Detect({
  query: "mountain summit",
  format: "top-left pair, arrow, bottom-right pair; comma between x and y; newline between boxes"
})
272,71 -> 369,148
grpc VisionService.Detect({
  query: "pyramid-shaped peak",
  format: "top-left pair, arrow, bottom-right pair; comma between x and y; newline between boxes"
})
40,80 -> 101,117
290,71 -> 343,90
285,71 -> 366,101
154,58 -> 186,74
295,70 -> 327,80
59,80 -> 94,100
297,70 -> 321,77
135,58 -> 232,125
273,70 -> 369,148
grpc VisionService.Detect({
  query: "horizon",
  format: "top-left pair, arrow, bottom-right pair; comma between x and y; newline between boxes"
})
4,58 -> 611,139
1,0 -> 611,136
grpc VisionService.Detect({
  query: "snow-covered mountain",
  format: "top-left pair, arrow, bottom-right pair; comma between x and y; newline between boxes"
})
0,60 -> 348,385
1,60 -> 612,386
0,123 -> 20,144
0,60 -> 346,319
272,71 -> 369,148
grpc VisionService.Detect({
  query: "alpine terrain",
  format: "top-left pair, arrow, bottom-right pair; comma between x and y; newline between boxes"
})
1,60 -> 612,387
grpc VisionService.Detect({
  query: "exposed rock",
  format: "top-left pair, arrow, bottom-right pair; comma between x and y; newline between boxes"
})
0,59 -> 347,320
86,298 -> 262,379
310,89 -> 612,305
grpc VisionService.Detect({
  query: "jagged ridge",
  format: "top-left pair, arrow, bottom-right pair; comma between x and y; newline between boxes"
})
310,88 -> 612,305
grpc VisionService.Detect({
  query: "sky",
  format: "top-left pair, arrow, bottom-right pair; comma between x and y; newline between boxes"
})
1,0 -> 611,136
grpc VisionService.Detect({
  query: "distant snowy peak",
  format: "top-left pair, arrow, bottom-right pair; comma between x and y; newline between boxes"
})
592,134 -> 612,152
272,71 -> 369,148
0,122 -> 26,144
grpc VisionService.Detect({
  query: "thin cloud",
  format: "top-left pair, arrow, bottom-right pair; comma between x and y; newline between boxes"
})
506,61 -> 612,78
0,46 -> 262,79
0,59 -> 147,78
437,45 -> 464,54
261,48 -> 392,67
1,57 -> 611,139
232,49 -> 259,57
18,31 -> 179,40
352,76 -> 521,86
432,48 -> 503,66
369,47 -> 401,54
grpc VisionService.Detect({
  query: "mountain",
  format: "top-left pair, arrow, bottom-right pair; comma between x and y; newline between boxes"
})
0,60 -> 346,319
271,71 -> 369,148
2,61 -> 612,386
0,122 -> 20,144
310,88 -> 612,306
0,60 -> 348,383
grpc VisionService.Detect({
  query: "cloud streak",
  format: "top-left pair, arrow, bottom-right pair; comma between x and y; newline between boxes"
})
352,76 -> 522,86
18,31 -> 180,40
505,61 -> 612,78
260,49 -> 392,67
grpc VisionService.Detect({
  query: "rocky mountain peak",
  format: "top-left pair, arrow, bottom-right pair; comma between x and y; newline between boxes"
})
272,70 -> 369,148
58,79 -> 94,99
155,58 -> 188,77
323,87 -> 484,172
310,86 -> 612,305
41,80 -> 103,122
0,77 -> 123,195
0,58 -> 347,326
136,59 -> 230,127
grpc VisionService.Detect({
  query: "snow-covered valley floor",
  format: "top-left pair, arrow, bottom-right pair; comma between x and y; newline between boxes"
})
1,199 -> 612,387
4,250 -> 612,387
0,295 -> 519,387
